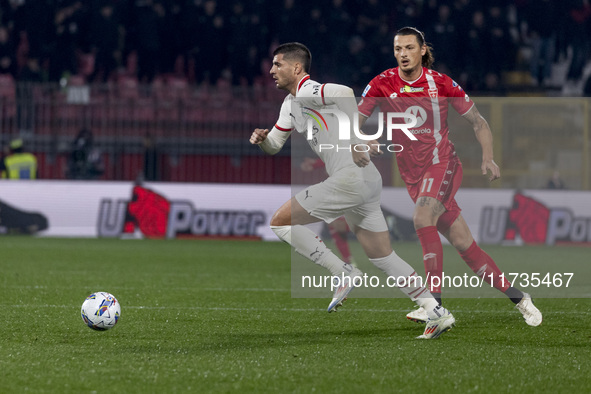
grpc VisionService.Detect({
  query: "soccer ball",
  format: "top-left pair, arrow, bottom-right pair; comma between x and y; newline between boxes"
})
81,292 -> 121,331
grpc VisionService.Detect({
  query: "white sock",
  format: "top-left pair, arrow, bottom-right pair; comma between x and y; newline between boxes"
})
369,251 -> 437,309
271,225 -> 351,276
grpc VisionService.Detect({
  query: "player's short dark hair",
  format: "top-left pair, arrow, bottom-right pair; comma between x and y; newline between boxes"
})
395,27 -> 435,69
273,42 -> 312,73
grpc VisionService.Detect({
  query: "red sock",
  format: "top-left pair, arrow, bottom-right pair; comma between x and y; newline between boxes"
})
329,228 -> 352,263
460,241 -> 511,292
416,226 -> 443,293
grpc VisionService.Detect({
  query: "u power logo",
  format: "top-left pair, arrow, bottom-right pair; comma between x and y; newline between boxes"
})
98,185 -> 266,239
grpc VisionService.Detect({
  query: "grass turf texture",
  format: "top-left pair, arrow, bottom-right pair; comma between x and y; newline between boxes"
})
1,237 -> 590,393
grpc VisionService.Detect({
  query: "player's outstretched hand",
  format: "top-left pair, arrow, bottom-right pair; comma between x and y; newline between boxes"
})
250,128 -> 270,145
352,145 -> 370,167
482,158 -> 500,182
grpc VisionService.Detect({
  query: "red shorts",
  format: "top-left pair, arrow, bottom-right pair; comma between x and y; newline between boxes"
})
406,157 -> 463,234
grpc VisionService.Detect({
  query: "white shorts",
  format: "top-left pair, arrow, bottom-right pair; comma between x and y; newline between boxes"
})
295,167 -> 388,233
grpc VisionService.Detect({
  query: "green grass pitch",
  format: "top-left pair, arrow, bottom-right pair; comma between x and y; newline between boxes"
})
1,237 -> 590,393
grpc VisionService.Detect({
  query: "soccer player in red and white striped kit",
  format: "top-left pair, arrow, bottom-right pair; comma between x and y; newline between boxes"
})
355,27 -> 542,326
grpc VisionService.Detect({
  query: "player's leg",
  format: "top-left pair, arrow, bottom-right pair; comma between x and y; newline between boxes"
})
413,197 -> 446,304
354,226 -> 455,338
271,183 -> 363,312
411,159 -> 463,305
328,217 -> 354,265
345,206 -> 455,338
439,213 -> 542,326
270,197 -> 355,277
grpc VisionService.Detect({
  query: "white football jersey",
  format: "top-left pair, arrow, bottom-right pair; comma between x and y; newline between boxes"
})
275,75 -> 379,180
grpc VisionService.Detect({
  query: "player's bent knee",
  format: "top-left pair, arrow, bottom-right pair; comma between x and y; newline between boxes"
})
413,214 -> 434,230
270,225 -> 291,244
270,210 -> 289,227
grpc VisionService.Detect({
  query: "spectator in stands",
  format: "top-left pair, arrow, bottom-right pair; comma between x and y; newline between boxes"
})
546,170 -> 566,190
426,4 -> 458,73
487,5 -> 513,76
187,0 -> 227,84
50,1 -> 86,82
143,133 -> 160,182
584,74 -> 591,96
566,0 -> 591,83
464,10 -> 490,91
0,25 -> 16,77
155,1 -> 183,77
0,138 -> 38,179
129,1 -> 162,83
524,0 -> 555,86
227,2 -> 262,85
89,3 -> 123,83
0,0 -> 589,94
66,128 -> 104,180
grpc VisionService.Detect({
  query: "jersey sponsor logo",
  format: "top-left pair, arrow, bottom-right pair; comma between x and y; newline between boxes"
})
362,85 -> 371,97
401,85 -> 424,93
428,88 -> 438,99
405,106 -> 428,128
410,128 -> 432,135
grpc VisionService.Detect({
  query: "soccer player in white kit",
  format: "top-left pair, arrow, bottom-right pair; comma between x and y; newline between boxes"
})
249,42 -> 454,339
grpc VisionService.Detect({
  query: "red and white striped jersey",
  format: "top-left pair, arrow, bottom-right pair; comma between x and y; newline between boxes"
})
358,67 -> 474,185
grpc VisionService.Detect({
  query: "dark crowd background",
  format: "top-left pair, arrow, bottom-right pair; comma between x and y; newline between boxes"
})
0,0 -> 590,94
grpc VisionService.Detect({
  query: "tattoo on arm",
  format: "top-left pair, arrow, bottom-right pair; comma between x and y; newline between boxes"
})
463,106 -> 487,130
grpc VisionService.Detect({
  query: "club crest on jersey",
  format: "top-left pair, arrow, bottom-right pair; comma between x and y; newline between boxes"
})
401,85 -> 424,93
428,88 -> 438,99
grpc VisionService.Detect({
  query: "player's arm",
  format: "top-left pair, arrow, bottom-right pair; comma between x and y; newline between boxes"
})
462,105 -> 500,182
249,126 -> 291,155
250,99 -> 293,155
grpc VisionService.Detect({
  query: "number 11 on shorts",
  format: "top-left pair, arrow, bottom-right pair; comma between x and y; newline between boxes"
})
421,178 -> 434,193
